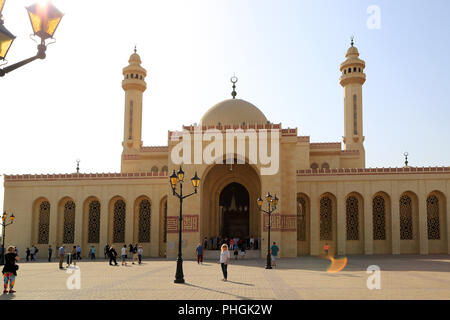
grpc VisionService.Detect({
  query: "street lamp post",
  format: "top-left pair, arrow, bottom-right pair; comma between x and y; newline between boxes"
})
0,0 -> 63,76
257,193 -> 279,269
170,167 -> 200,284
0,211 -> 15,266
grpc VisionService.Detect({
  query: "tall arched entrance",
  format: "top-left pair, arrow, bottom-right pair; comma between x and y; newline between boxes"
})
219,182 -> 250,239
200,160 -> 261,244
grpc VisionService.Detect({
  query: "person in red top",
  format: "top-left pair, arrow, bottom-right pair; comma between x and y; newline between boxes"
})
324,243 -> 330,257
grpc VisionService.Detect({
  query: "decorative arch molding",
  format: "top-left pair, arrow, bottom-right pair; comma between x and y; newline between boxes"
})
57,197 -> 76,245
134,195 -> 151,243
399,191 -> 419,254
82,196 -> 101,249
426,190 -> 448,253
32,197 -> 51,245
372,191 -> 392,254
108,196 -> 127,245
345,192 -> 365,254
297,193 -> 310,256
319,192 -> 337,255
200,159 -> 261,241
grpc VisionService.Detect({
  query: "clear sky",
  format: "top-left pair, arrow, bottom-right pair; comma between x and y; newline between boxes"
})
1,0 -> 450,214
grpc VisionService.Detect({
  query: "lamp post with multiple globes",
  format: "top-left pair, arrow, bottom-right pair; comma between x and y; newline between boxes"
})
0,211 -> 15,266
0,0 -> 64,76
257,193 -> 279,269
170,167 -> 200,283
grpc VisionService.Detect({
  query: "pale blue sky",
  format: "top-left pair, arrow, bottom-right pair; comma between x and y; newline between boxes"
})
1,0 -> 449,212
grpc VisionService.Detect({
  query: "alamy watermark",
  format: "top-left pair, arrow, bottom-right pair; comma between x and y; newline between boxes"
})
170,128 -> 280,175
366,265 -> 381,290
66,266 -> 81,290
367,5 -> 381,29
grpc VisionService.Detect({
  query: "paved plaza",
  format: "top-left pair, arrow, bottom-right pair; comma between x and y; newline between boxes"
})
1,255 -> 450,300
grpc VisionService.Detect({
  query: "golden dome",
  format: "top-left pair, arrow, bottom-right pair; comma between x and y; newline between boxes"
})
200,99 -> 268,126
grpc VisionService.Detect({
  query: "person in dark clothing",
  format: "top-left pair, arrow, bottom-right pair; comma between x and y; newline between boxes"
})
48,245 -> 53,262
26,248 -> 30,262
2,246 -> 19,294
104,244 -> 110,259
108,246 -> 118,266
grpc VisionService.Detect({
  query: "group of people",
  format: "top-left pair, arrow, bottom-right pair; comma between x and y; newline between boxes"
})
202,236 -> 260,251
103,244 -> 143,266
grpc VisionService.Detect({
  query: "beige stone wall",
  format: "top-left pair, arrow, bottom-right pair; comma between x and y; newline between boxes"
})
296,168 -> 450,256
3,174 -> 167,259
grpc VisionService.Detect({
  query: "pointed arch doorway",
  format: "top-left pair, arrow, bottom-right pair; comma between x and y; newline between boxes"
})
219,182 -> 250,239
200,161 -> 261,245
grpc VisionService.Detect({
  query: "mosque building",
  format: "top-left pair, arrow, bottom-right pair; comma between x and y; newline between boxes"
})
3,42 -> 450,259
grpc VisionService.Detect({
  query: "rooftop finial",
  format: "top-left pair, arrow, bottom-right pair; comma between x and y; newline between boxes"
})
403,152 -> 409,167
231,74 -> 238,99
76,159 -> 80,174
134,45 -> 137,54
350,35 -> 354,47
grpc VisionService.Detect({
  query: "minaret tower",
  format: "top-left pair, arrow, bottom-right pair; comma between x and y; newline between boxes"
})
340,38 -> 366,166
122,47 -> 147,153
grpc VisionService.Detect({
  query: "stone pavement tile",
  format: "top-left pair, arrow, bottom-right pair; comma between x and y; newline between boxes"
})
2,255 -> 450,300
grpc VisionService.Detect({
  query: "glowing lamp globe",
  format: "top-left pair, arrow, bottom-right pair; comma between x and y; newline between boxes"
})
26,1 -> 63,40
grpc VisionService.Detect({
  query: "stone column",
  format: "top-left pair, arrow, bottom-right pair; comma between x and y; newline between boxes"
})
364,186 -> 373,254
417,183 -> 428,254
391,183 -> 400,254
337,182 -> 346,256
447,187 -> 450,254
73,198 -> 83,255
125,190 -> 134,246
48,195 -> 59,249
150,192 -> 161,257
99,195 -> 109,252
310,183 -> 319,256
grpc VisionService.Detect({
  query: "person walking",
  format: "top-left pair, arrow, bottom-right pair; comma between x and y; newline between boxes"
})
89,246 -> 96,260
2,246 -> 19,294
58,245 -> 65,269
69,246 -> 77,267
233,244 -> 239,260
195,243 -> 203,265
137,246 -> 143,264
219,244 -> 230,281
108,246 -> 118,266
76,245 -> 81,260
132,244 -> 138,265
33,245 -> 39,260
121,245 -> 128,266
249,236 -> 254,250
30,245 -> 35,261
203,237 -> 208,249
48,245 -> 53,262
128,244 -> 133,258
240,245 -> 246,259
26,248 -> 30,262
270,242 -> 280,267
104,244 -> 110,259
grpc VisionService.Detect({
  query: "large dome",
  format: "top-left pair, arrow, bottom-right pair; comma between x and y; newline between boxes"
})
200,99 -> 268,126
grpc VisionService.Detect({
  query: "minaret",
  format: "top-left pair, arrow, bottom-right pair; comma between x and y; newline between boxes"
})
122,47 -> 147,152
340,38 -> 366,166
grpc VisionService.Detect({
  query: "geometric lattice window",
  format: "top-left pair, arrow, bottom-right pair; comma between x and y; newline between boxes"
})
63,201 -> 76,244
297,197 -> 307,241
163,200 -> 168,243
151,166 -> 159,174
427,195 -> 440,240
138,199 -> 151,243
88,200 -> 100,243
320,197 -> 332,241
311,163 -> 319,170
161,166 -> 168,173
346,196 -> 359,240
38,201 -> 50,244
400,195 -> 413,240
113,200 -> 126,243
372,196 -> 386,240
